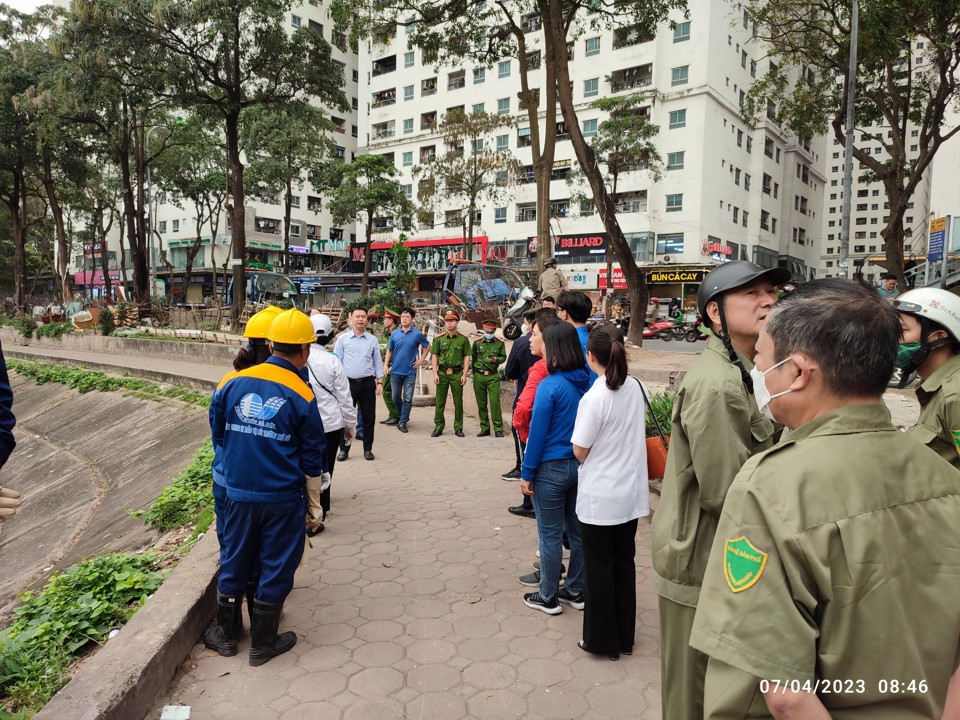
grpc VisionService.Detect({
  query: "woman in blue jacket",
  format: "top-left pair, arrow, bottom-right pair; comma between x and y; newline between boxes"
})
520,322 -> 591,615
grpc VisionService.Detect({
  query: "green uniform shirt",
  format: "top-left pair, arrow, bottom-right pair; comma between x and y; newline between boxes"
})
431,332 -> 471,368
471,337 -> 506,373
908,353 -> 960,470
690,403 -> 960,719
652,334 -> 776,607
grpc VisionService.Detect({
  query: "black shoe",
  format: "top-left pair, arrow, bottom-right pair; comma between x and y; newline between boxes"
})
523,591 -> 561,615
336,449 -> 349,462
249,599 -> 297,667
519,570 -> 564,588
508,505 -> 536,518
502,468 -> 521,481
477,430 -> 491,437
494,431 -> 505,438
203,593 -> 242,657
307,523 -> 325,537
557,587 -> 585,610
381,417 -> 399,425
397,423 -> 408,433
431,429 -> 443,437
455,429 -> 464,437
364,451 -> 375,461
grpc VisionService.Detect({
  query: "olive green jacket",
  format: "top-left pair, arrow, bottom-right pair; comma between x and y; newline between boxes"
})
690,403 -> 960,718
652,334 -> 776,606
908,353 -> 960,470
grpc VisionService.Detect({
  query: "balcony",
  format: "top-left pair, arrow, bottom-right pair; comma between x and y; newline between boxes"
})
613,25 -> 654,49
420,111 -> 437,131
521,13 -> 541,32
519,165 -> 535,184
516,205 -> 537,222
614,198 -> 648,214
517,128 -> 532,147
549,201 -> 569,218
372,89 -> 396,108
255,217 -> 281,235
611,64 -> 653,93
421,77 -> 438,96
307,196 -> 322,212
448,70 -> 466,90
372,121 -> 395,140
525,51 -> 541,70
372,55 -> 397,77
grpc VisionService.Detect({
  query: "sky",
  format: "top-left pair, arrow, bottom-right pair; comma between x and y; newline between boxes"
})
7,0 -> 52,11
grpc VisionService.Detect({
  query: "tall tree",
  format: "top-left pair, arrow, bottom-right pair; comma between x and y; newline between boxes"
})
743,0 -> 960,288
241,101 -> 334,274
567,94 -> 662,315
413,109 -> 519,261
319,154 -> 414,295
94,0 -> 347,325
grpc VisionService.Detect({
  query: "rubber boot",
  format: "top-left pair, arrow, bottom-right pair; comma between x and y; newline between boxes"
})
243,582 -> 257,633
203,593 -> 242,657
249,598 -> 297,667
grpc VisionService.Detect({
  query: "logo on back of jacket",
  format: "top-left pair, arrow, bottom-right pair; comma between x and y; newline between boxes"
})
230,393 -> 291,441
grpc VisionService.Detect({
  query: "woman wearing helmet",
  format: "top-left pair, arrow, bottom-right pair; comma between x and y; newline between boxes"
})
233,306 -> 283,371
651,260 -> 789,720
894,288 -> 960,469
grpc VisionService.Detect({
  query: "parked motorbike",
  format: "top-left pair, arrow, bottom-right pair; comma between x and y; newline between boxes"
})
685,317 -> 707,342
642,319 -> 676,341
502,286 -> 536,340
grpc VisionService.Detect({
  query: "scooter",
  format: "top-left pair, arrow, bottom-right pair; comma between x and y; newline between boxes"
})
502,286 -> 536,340
684,317 -> 707,342
642,319 -> 676,341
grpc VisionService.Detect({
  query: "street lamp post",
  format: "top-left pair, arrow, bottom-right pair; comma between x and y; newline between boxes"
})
145,125 -> 162,300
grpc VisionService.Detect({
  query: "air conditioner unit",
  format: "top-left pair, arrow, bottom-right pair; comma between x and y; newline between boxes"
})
302,267 -> 313,274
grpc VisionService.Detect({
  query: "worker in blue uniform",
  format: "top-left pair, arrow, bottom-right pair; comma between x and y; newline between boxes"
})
206,308 -> 327,666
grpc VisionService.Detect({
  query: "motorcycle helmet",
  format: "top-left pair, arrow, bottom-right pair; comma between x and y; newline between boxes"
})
894,288 -> 960,345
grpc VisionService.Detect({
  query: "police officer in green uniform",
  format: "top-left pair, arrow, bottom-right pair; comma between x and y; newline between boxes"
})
431,309 -> 471,437
691,279 -> 960,719
894,288 -> 960,469
379,308 -> 401,425
651,260 -> 789,720
472,318 -> 507,437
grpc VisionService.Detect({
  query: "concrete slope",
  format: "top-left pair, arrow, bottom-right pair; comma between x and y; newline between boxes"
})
0,373 -> 210,617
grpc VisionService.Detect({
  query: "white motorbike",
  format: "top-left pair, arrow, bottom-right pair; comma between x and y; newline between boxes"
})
502,287 -> 536,340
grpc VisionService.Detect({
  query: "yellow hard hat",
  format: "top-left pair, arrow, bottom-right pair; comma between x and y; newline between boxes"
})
244,306 -> 283,340
268,308 -> 316,345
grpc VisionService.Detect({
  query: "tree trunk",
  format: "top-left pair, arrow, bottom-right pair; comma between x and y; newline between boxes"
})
5,166 -> 27,311
283,175 -> 292,274
226,109 -> 247,327
547,0 -> 646,344
118,142 -> 144,303
41,155 -> 72,301
361,208 -> 373,295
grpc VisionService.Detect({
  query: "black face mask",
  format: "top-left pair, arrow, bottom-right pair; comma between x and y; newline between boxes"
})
897,321 -> 951,387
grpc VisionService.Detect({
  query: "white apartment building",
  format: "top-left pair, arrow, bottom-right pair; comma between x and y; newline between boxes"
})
359,0 -> 824,302
73,1 -> 362,303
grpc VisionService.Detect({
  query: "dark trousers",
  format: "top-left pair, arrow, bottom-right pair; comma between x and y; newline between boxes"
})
217,494 -> 306,604
342,376 -> 376,453
580,519 -> 639,655
322,428 -> 344,514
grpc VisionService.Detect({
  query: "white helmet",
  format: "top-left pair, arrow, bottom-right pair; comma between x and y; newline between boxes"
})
894,288 -> 960,344
310,313 -> 334,338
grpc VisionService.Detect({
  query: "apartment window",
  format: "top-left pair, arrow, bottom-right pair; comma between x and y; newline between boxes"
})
584,78 -> 599,97
290,195 -> 301,208
494,207 -> 507,223
736,129 -> 743,147
667,151 -> 685,170
657,233 -> 684,254
666,194 -> 683,212
668,109 -> 686,129
401,184 -> 412,200
474,68 -> 485,84
351,125 -> 358,137
497,97 -> 510,115
585,37 -> 600,56
352,69 -> 359,82
496,134 -> 509,151
745,137 -> 752,153
671,65 -> 689,86
158,221 -> 167,233
498,60 -> 511,78
673,21 -> 690,42
291,14 -> 301,27
744,173 -> 751,191
403,118 -> 413,134
742,211 -> 748,228
472,102 -> 484,114
403,85 -> 414,101
732,207 -> 739,224
583,118 -> 598,138
404,51 -> 415,68
172,219 -> 180,232
402,151 -> 413,167
352,97 -> 359,110
474,138 -> 484,152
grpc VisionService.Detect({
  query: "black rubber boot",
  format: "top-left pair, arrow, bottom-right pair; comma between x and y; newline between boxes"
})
203,593 -> 242,657
249,598 -> 297,667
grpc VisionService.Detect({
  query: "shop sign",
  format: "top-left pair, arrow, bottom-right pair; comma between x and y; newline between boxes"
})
649,270 -> 707,283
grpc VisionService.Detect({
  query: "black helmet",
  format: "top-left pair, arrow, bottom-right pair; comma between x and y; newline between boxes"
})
697,261 -> 791,320
544,257 -> 558,267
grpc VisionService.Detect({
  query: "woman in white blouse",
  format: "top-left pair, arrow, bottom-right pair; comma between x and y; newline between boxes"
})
305,314 -> 357,536
571,323 -> 649,660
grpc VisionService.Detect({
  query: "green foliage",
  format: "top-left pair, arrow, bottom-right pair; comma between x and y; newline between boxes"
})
137,441 -> 214,533
10,316 -> 34,340
644,391 -> 674,439
34,322 -> 74,339
98,307 -> 115,336
319,154 -> 414,231
7,360 -> 211,408
0,553 -> 167,712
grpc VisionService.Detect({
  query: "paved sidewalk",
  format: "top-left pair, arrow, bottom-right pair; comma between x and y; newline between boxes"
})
150,404 -> 663,720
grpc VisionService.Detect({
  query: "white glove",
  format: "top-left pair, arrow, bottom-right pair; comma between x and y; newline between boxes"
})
319,472 -> 332,493
342,425 -> 356,445
0,487 -> 22,523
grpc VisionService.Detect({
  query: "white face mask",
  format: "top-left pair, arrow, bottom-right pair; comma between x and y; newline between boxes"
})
521,322 -> 530,335
750,356 -> 794,422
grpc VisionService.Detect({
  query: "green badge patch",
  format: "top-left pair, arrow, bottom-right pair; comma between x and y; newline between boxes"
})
952,430 -> 960,455
723,537 -> 768,593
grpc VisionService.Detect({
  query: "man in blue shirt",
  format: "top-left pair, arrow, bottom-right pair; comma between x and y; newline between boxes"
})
557,290 -> 598,385
334,307 -> 384,461
0,341 -> 20,524
384,307 -> 430,433
207,309 -> 327,666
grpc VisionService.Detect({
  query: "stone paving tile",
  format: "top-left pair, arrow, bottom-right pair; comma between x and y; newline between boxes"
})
148,404 -> 666,719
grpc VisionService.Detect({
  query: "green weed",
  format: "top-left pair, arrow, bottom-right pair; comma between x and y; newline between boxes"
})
136,441 -> 214,533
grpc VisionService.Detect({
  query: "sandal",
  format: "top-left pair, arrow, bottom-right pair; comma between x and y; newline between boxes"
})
578,640 -> 619,661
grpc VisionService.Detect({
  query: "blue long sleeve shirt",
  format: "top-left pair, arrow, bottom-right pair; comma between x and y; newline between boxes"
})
521,367 -> 591,481
0,342 -> 15,469
210,356 -> 326,503
576,325 -> 599,386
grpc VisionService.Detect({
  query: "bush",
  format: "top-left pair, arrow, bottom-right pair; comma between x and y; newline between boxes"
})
0,553 -> 167,713
645,391 -> 674,438
35,322 -> 74,340
137,441 -> 214,533
99,307 -> 115,336
11,316 -> 34,340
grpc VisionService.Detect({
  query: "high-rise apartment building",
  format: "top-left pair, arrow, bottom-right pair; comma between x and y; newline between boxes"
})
360,0 -> 824,300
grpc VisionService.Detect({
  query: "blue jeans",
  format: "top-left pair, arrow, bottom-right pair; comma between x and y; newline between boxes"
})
531,458 -> 584,602
391,373 -> 416,424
